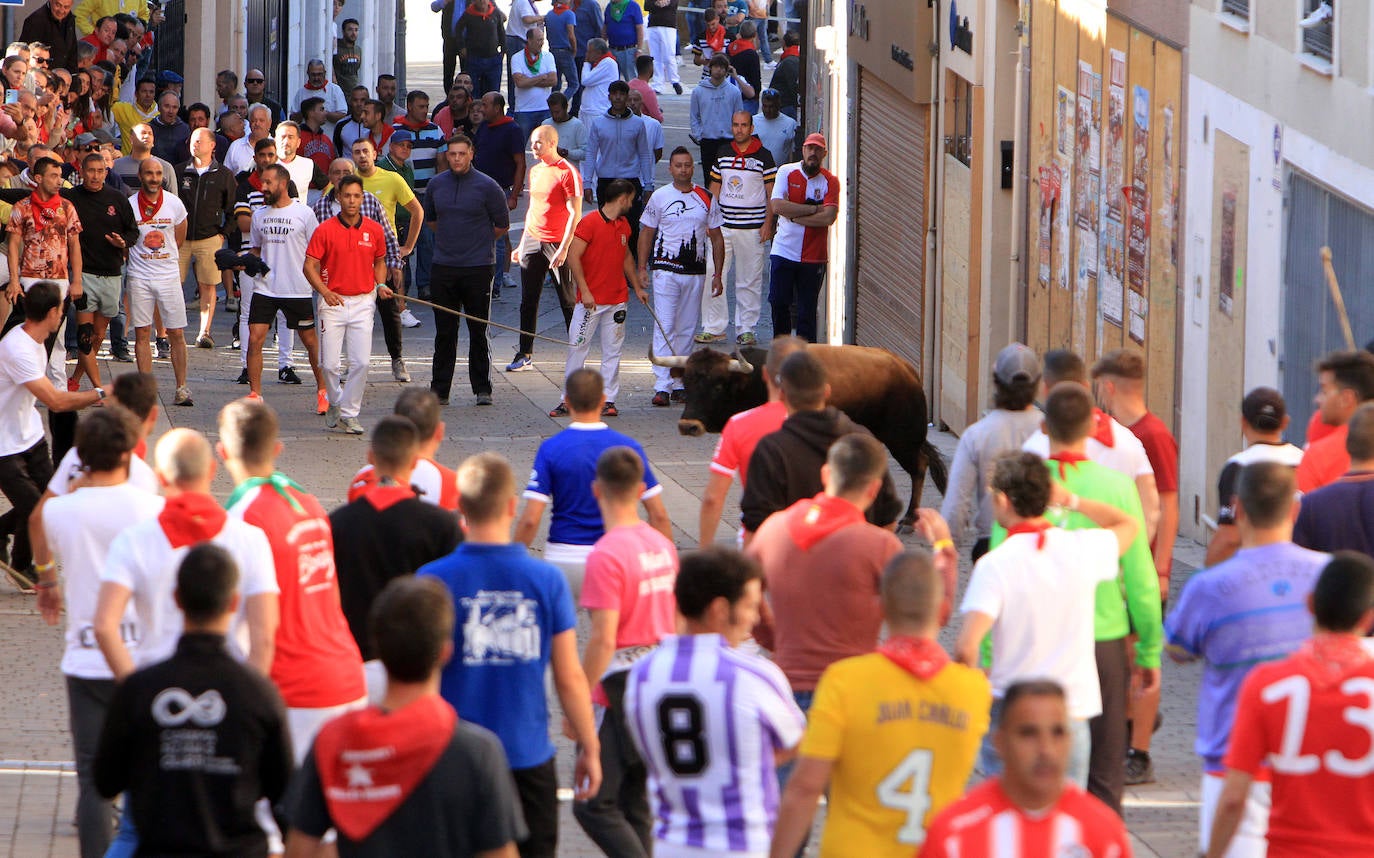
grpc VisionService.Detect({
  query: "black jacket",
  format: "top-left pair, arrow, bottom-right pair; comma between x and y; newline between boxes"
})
770,53 -> 800,109
740,406 -> 902,531
174,160 -> 238,241
94,633 -> 293,858
454,5 -> 508,58
19,5 -> 78,73
60,184 -> 139,276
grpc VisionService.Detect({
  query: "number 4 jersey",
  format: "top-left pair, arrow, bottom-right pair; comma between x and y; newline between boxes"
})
799,649 -> 991,857
624,633 -> 807,858
1224,635 -> 1374,855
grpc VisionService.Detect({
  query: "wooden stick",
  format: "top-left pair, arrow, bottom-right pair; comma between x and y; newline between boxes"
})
1321,246 -> 1357,351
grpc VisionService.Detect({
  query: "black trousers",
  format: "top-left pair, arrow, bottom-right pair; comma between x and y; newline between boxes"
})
698,138 -> 730,185
376,290 -> 402,361
573,670 -> 652,858
597,178 -> 644,261
513,756 -> 558,858
0,439 -> 54,570
1088,636 -> 1129,816
2,298 -> 74,465
429,263 -> 494,398
518,242 -> 575,356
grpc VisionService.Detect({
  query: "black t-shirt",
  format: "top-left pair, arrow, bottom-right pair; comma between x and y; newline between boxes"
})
646,0 -> 679,29
286,719 -> 529,856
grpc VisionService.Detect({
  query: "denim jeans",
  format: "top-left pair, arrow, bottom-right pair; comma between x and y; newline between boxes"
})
413,222 -> 435,298
552,47 -> 580,100
105,806 -> 138,858
768,255 -> 824,341
465,53 -> 503,101
612,46 -> 638,81
516,109 -> 552,145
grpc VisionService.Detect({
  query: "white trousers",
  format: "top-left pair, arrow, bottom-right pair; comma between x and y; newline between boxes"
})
239,280 -> 295,371
700,226 -> 766,336
651,270 -> 705,392
566,301 -> 627,401
1199,773 -> 1270,857
318,291 -> 375,419
648,26 -> 681,87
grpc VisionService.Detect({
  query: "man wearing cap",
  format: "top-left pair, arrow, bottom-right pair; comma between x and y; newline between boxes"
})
766,132 -> 837,342
941,343 -> 1045,562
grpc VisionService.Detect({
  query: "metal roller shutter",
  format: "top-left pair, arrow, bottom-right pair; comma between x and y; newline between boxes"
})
853,69 -> 928,378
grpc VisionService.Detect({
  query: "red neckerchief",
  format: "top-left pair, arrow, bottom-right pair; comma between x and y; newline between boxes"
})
1005,519 -> 1053,550
781,45 -> 800,59
136,188 -> 162,222
704,25 -> 725,53
28,191 -> 62,228
1092,408 -> 1116,447
784,492 -> 865,550
363,484 -> 415,511
304,77 -> 329,91
1046,450 -> 1089,480
1296,633 -> 1374,689
313,695 -> 457,841
134,438 -> 148,460
465,1 -> 497,18
523,47 -> 541,72
395,116 -> 428,131
727,37 -> 756,56
158,492 -> 228,549
878,635 -> 950,681
729,136 -> 762,157
484,114 -> 515,127
553,2 -> 570,12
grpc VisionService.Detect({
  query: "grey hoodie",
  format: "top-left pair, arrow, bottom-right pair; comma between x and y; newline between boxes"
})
690,76 -> 744,141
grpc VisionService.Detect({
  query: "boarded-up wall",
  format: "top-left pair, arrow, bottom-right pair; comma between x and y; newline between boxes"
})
1025,5 -> 1183,424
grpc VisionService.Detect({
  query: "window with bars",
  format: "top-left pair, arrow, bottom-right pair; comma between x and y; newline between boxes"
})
1301,0 -> 1333,63
1221,0 -> 1249,19
945,76 -> 973,166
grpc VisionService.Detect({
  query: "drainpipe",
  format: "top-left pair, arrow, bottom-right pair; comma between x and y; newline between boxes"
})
1008,1 -> 1030,340
927,0 -> 942,425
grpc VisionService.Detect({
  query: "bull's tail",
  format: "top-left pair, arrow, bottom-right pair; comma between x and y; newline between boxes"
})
922,440 -> 949,496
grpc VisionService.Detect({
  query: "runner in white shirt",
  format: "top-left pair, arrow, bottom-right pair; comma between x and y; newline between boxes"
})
93,429 -> 280,681
625,547 -> 806,858
951,451 -> 1138,787
1021,348 -> 1160,539
246,164 -> 326,405
42,372 -> 162,499
34,407 -> 164,858
127,158 -> 194,406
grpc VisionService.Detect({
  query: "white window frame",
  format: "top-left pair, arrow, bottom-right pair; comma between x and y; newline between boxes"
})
1297,0 -> 1336,76
1219,0 -> 1252,34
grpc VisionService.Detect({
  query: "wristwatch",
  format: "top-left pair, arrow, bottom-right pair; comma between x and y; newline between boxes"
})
94,387 -> 106,401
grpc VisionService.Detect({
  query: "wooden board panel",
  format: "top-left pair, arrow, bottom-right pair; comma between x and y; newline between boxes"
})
1026,0 -> 1058,355
1097,15 -> 1131,352
1147,42 -> 1182,424
941,153 -> 973,430
1049,8 -> 1079,352
1206,131 -> 1250,518
967,84 -> 986,422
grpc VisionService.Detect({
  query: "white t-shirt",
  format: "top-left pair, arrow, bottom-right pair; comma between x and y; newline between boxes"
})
126,191 -> 188,282
49,445 -> 159,496
291,82 -> 348,117
101,513 -> 281,669
223,136 -> 257,177
507,0 -> 540,38
250,201 -> 319,298
641,184 -> 724,275
641,113 -> 664,157
511,51 -> 557,114
960,528 -> 1119,719
277,155 -> 317,206
1023,418 -> 1155,479
43,485 -> 165,678
0,326 -> 47,456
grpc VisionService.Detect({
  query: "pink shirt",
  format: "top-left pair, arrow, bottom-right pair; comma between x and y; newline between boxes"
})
628,78 -> 664,121
582,522 -> 678,648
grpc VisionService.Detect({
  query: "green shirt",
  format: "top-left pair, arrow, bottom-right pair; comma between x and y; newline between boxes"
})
991,458 -> 1162,668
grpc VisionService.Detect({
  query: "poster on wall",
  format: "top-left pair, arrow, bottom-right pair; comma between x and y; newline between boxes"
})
1098,49 -> 1126,328
1057,151 -> 1073,290
1163,104 -> 1177,271
1219,186 -> 1237,318
1056,86 -> 1075,157
1126,84 -> 1151,344
1038,163 -> 1061,286
1075,63 -> 1101,287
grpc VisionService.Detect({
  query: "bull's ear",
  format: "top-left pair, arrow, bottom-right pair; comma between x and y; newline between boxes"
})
670,368 -> 684,379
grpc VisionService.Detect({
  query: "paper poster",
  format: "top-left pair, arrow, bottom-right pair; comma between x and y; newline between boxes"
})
1056,151 -> 1073,290
1098,50 -> 1127,327
1163,104 -> 1177,270
1038,162 -> 1061,286
1057,86 -> 1075,157
1126,84 -> 1151,344
1219,186 -> 1237,317
1075,62 -> 1101,286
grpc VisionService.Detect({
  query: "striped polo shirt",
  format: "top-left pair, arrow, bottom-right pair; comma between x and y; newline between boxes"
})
709,136 -> 778,230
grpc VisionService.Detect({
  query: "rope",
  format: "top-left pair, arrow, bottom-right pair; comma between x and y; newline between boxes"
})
401,295 -> 570,347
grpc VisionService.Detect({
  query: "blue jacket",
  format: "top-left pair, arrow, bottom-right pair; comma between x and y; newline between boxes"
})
423,166 -> 511,267
690,77 -> 744,141
573,0 -> 603,55
585,109 -> 654,187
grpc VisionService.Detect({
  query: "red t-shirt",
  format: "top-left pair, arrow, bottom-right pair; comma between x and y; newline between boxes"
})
227,482 -> 366,708
923,779 -> 1131,858
1128,411 -> 1178,493
305,214 -> 387,295
573,209 -> 632,305
1307,409 -> 1338,447
1224,639 -> 1374,855
525,158 -> 582,243
627,78 -> 663,121
709,400 -> 787,488
1297,424 -> 1350,493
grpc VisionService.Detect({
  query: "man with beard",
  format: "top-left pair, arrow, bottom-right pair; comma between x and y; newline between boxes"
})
766,133 -> 836,342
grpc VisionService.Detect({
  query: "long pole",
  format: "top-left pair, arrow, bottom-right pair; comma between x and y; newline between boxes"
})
1321,246 -> 1357,351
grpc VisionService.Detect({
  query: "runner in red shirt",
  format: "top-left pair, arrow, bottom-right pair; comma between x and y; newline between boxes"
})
697,335 -> 806,546
1209,552 -> 1374,857
923,680 -> 1131,858
218,398 -> 367,761
348,388 -> 460,510
1296,351 -> 1374,493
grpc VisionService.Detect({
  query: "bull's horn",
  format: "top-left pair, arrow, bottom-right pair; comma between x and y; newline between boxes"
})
648,342 -> 688,369
727,350 -> 754,374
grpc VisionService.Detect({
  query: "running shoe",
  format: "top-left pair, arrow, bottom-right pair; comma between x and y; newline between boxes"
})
278,366 -> 302,385
340,417 -> 365,435
651,391 -> 670,407
392,358 -> 410,382
174,386 -> 194,407
694,331 -> 725,343
736,331 -> 758,346
155,338 -> 170,360
399,308 -> 421,328
506,352 -> 533,372
549,402 -> 570,417
316,389 -> 328,415
236,369 -> 250,385
601,401 -> 619,417
670,389 -> 686,403
324,404 -> 340,428
196,334 -> 214,349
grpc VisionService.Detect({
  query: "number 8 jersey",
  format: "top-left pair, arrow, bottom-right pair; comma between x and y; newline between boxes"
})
625,633 -> 807,858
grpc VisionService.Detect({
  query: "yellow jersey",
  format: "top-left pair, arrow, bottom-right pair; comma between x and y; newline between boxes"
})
358,169 -> 416,235
799,652 -> 991,857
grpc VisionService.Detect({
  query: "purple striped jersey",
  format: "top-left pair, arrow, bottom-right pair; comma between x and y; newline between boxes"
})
624,634 -> 807,857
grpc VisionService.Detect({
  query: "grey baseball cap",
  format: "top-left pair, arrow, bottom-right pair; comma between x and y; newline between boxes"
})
994,343 -> 1040,385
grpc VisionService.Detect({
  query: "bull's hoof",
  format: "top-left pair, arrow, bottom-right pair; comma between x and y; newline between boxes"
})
678,420 -> 706,437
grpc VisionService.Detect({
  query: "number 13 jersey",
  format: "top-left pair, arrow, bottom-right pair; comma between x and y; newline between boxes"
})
624,633 -> 807,858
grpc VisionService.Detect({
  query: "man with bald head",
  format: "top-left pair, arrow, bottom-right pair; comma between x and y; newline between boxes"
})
224,103 -> 274,176
175,127 -> 236,349
150,91 -> 189,163
111,123 -> 175,193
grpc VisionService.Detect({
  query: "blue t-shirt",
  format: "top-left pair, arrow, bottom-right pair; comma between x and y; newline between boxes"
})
545,7 -> 577,49
1164,541 -> 1329,772
603,0 -> 643,47
420,542 -> 577,770
524,422 -> 663,546
473,119 -> 528,190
